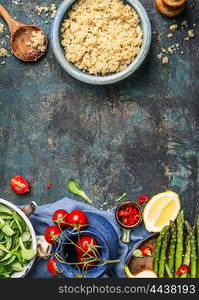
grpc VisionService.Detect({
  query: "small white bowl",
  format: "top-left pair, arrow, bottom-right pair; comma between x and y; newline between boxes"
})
51,0 -> 152,85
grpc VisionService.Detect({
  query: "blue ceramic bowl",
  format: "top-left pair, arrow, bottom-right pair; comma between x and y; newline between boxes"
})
84,211 -> 119,261
55,227 -> 110,278
51,0 -> 152,85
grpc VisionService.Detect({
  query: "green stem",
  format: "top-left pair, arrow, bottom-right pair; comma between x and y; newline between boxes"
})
115,193 -> 127,202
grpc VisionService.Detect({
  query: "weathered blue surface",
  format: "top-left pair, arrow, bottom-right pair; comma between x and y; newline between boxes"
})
0,0 -> 198,222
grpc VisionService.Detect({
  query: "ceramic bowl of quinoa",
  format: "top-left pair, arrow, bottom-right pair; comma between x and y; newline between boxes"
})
51,0 -> 151,85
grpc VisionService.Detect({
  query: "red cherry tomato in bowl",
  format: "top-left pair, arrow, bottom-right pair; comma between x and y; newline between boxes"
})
75,236 -> 97,256
10,175 -> 30,194
67,210 -> 88,230
52,209 -> 68,228
44,226 -> 61,244
47,257 -> 60,276
78,255 -> 97,269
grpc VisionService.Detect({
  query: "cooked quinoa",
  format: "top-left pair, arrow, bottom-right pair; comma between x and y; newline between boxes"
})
26,31 -> 46,52
60,0 -> 143,75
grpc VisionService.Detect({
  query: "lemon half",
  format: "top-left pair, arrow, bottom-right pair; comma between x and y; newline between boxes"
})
143,191 -> 181,232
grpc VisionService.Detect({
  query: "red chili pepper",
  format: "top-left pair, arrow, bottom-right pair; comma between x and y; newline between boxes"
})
128,214 -> 138,226
176,265 -> 190,275
118,210 -> 126,217
122,216 -> 129,225
46,183 -> 53,190
123,206 -> 133,216
141,245 -> 152,256
138,195 -> 150,204
132,208 -> 138,214
10,175 -> 30,194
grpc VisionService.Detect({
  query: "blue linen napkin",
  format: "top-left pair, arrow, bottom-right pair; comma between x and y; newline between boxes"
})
28,197 -> 151,278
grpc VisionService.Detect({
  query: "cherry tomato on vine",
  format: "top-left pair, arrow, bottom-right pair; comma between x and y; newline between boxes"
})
77,255 -> 97,269
75,236 -> 97,256
47,257 -> 60,276
10,175 -> 30,194
67,210 -> 88,230
44,226 -> 61,244
52,209 -> 68,228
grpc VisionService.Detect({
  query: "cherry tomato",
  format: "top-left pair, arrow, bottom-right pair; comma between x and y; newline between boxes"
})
47,257 -> 60,276
75,236 -> 97,256
77,255 -> 97,269
141,245 -> 152,256
44,226 -> 61,244
66,210 -> 88,230
52,209 -> 68,228
10,175 -> 30,194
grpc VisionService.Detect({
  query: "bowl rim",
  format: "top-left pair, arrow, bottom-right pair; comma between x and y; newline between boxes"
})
0,198 -> 37,278
51,0 -> 152,85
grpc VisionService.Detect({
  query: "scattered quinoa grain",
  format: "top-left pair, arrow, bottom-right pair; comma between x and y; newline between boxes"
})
161,56 -> 169,64
12,0 -> 23,5
157,53 -> 163,60
167,33 -> 173,38
0,23 -> 4,34
167,47 -> 173,55
50,4 -> 57,18
184,30 -> 194,41
35,6 -> 49,15
35,4 -> 57,19
170,24 -> 178,31
0,48 -> 8,57
187,29 -> 195,38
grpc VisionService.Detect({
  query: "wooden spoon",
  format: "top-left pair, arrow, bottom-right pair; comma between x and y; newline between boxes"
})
0,4 -> 48,62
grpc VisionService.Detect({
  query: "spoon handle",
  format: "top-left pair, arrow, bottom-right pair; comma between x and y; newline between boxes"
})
0,4 -> 24,34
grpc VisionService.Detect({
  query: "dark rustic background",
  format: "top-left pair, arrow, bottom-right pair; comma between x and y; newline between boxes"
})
0,0 -> 198,222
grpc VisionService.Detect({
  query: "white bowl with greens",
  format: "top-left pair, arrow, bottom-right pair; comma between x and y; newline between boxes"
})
0,198 -> 37,278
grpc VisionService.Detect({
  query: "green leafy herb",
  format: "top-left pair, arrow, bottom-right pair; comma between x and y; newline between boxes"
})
19,238 -> 36,261
66,179 -> 93,204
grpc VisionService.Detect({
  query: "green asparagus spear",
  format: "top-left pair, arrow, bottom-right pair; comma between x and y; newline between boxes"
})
184,220 -> 191,233
159,231 -> 170,278
181,235 -> 191,278
175,210 -> 184,278
185,221 -> 197,278
190,225 -> 197,278
196,214 -> 199,277
165,263 -> 173,278
168,221 -> 177,276
153,225 -> 169,275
